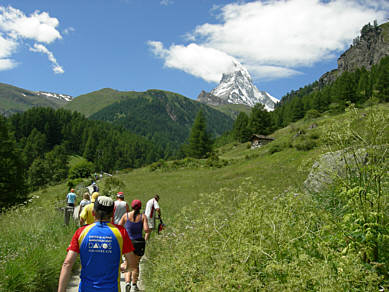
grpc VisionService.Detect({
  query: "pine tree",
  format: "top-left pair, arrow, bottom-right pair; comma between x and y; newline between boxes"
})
233,112 -> 251,142
249,103 -> 272,135
0,116 -> 27,209
186,111 -> 212,158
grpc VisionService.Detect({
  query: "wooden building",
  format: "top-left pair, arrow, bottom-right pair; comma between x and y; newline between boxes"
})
250,134 -> 274,149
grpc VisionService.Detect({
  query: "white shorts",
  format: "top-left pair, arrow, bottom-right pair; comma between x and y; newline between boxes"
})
146,215 -> 156,229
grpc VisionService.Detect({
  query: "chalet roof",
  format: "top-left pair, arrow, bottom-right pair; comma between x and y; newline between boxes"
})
251,134 -> 274,141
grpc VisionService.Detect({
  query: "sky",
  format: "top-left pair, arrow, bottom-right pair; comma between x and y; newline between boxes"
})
0,0 -> 388,101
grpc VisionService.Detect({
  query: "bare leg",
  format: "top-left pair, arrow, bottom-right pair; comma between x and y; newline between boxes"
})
131,255 -> 141,284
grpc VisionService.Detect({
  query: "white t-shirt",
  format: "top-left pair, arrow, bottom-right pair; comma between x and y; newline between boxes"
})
144,198 -> 160,219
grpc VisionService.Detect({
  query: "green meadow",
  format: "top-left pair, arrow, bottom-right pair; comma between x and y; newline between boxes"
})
0,103 -> 388,291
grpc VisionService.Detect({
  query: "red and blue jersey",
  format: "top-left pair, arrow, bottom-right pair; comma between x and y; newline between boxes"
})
67,221 -> 134,292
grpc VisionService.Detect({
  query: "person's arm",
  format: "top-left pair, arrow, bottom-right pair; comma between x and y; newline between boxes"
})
118,213 -> 127,226
57,250 -> 78,292
143,215 -> 151,238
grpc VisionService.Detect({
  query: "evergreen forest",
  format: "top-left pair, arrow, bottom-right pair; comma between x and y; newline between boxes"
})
0,107 -> 164,209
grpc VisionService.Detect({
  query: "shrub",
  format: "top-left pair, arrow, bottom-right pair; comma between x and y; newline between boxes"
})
100,176 -> 125,198
68,161 -> 95,179
293,136 -> 317,151
304,109 -> 321,120
269,143 -> 283,154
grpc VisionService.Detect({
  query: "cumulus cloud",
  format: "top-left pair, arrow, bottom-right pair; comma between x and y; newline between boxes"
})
0,6 -> 63,73
149,0 -> 388,83
29,43 -> 64,74
149,41 -> 236,83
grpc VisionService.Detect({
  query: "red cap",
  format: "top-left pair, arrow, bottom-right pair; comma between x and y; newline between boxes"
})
131,199 -> 141,210
117,192 -> 124,198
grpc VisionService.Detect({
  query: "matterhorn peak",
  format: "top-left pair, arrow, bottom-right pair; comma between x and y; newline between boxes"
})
198,61 -> 278,111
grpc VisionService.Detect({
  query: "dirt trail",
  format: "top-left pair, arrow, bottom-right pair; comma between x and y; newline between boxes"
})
65,264 -> 145,292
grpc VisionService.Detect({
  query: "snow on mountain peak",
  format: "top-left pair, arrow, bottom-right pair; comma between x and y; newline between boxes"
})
205,61 -> 278,111
35,91 -> 72,102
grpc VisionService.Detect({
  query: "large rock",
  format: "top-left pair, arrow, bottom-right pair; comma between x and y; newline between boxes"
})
304,149 -> 367,194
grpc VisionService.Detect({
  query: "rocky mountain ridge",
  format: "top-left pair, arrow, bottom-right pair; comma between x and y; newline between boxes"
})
319,21 -> 389,86
197,61 -> 278,111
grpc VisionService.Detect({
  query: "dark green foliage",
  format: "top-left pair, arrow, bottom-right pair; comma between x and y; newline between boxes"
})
68,161 -> 95,179
304,109 -> 321,120
186,111 -> 213,159
0,116 -> 27,209
272,54 -> 389,130
249,103 -> 272,135
233,112 -> 251,142
6,107 -> 162,192
89,90 -> 233,156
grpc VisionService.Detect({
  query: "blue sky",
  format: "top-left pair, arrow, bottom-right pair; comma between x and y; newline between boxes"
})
0,0 -> 388,101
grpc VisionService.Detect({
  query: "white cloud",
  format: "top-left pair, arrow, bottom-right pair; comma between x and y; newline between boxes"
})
63,26 -> 75,35
149,41 -> 236,83
0,6 -> 61,43
0,58 -> 17,70
160,0 -> 174,6
149,0 -> 389,83
0,6 -> 63,73
29,43 -> 64,74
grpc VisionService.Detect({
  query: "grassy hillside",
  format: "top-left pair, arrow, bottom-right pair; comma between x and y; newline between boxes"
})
87,89 -> 234,152
63,88 -> 126,117
0,103 -> 387,291
0,83 -> 67,116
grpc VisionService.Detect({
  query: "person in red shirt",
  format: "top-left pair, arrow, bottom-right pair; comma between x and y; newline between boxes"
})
58,196 -> 137,292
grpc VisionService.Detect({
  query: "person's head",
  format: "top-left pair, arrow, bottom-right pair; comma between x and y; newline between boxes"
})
154,194 -> 160,201
70,188 -> 75,193
83,193 -> 90,200
117,192 -> 124,200
91,192 -> 99,203
93,196 -> 114,221
131,199 -> 141,211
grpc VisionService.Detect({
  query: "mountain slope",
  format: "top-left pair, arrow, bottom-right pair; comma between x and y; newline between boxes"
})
198,61 -> 278,111
68,89 -> 234,152
0,83 -> 71,116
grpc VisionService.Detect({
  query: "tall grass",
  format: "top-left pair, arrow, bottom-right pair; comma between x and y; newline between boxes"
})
144,179 -> 382,291
0,185 -> 78,292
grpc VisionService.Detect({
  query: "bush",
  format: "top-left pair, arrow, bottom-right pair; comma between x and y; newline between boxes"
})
304,109 -> 321,120
149,159 -> 167,172
293,136 -> 317,151
68,161 -> 95,179
269,143 -> 283,154
100,176 -> 125,198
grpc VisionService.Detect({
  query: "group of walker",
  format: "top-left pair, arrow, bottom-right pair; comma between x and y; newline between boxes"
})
60,186 -> 162,292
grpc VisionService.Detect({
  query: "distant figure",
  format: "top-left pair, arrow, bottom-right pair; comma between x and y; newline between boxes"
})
66,189 -> 76,207
92,182 -> 99,193
78,193 -> 90,219
58,196 -> 137,292
113,192 -> 129,224
80,192 -> 99,226
144,194 -> 161,240
119,199 -> 150,292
